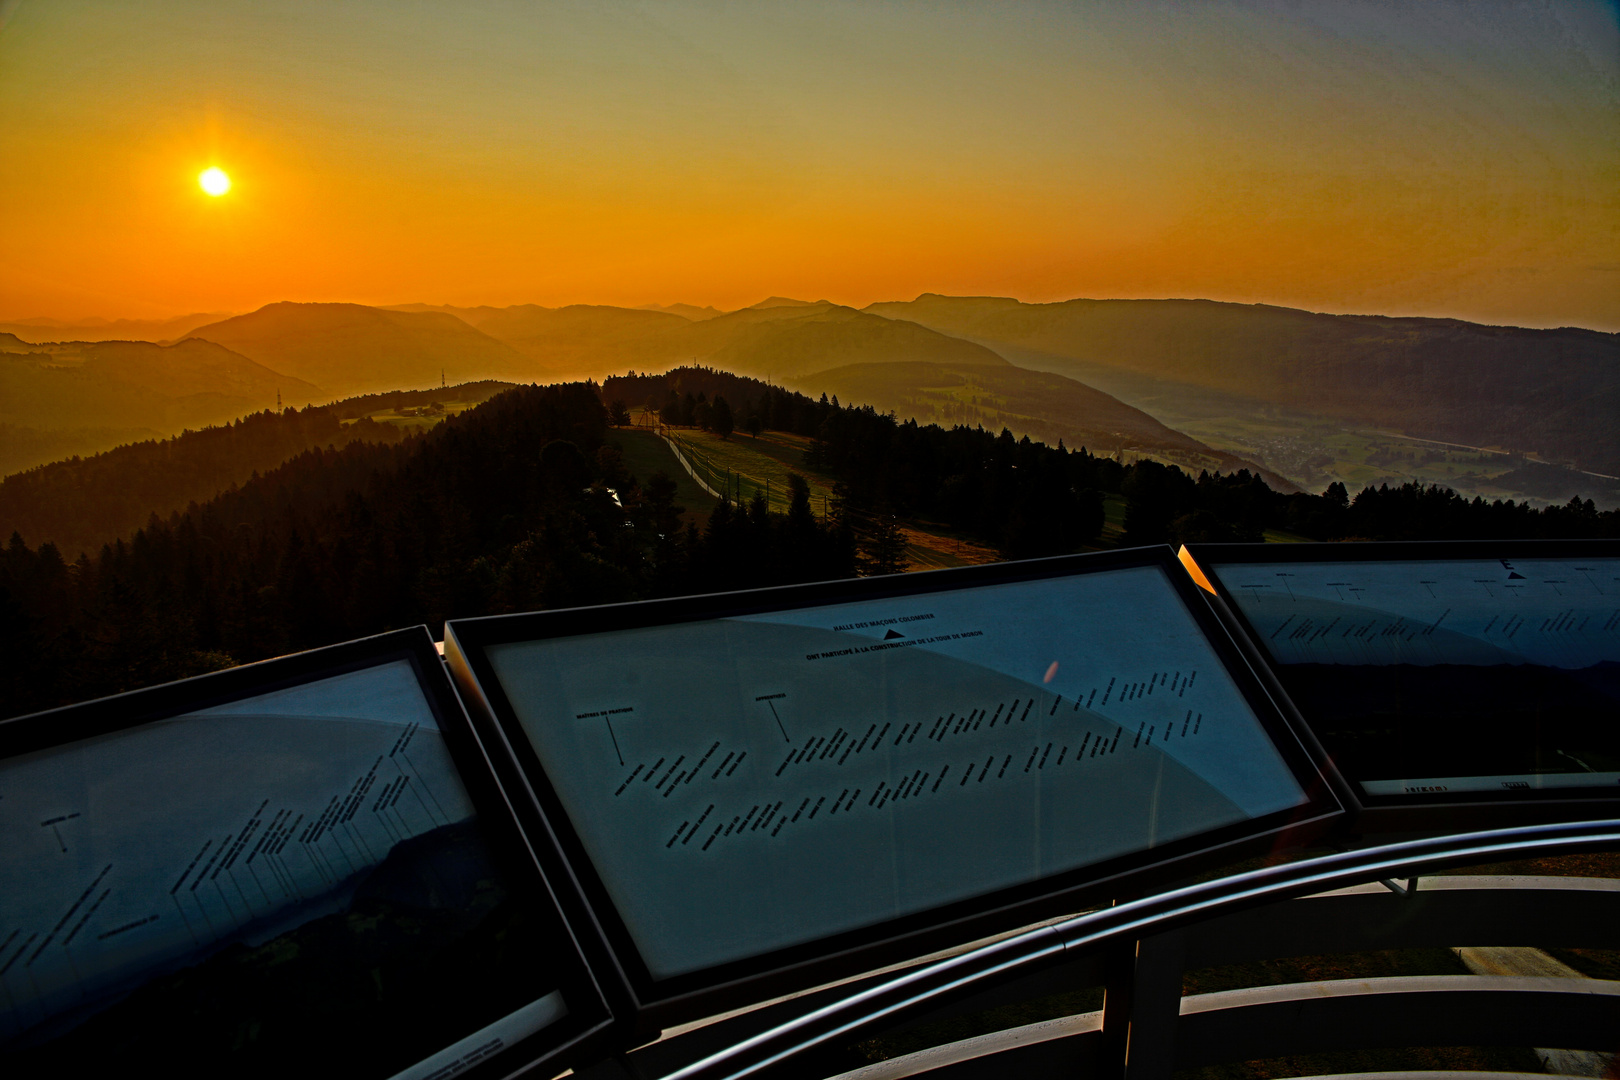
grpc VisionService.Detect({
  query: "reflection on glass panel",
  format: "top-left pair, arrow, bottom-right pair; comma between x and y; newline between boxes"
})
487,565 -> 1308,980
1209,556 -> 1620,797
0,661 -> 565,1077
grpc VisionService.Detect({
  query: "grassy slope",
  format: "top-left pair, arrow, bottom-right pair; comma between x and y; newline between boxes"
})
648,416 -> 1001,569
611,426 -> 719,526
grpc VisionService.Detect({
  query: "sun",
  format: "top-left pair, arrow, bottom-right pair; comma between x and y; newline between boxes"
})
198,167 -> 232,197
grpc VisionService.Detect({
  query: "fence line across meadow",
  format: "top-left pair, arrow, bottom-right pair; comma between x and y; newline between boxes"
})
648,423 -> 923,542
659,428 -> 830,520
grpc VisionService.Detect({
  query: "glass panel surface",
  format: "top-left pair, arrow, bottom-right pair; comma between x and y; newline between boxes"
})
1209,556 -> 1620,797
0,660 -> 567,1077
487,565 -> 1309,980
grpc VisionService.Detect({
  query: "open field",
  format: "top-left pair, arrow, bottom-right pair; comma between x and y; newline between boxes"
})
622,412 -> 1331,568
610,427 -> 718,525
1099,493 -> 1128,545
664,424 -> 839,517
638,414 -> 1007,570
669,424 -> 1006,570
893,523 -> 1002,571
343,398 -> 482,433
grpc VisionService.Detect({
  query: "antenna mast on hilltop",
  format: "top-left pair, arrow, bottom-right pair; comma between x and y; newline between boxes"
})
441,368 -> 445,389
276,389 -> 281,409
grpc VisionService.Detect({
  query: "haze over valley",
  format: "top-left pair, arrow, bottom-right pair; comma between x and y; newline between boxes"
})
4,294 -> 1615,511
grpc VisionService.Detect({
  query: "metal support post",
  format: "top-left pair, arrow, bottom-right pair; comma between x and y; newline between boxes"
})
1099,929 -> 1187,1080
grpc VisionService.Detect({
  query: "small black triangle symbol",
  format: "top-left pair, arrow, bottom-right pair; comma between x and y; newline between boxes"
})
1508,572 -> 1525,579
884,629 -> 904,639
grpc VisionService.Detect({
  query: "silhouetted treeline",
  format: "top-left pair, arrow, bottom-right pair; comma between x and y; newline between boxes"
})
808,411 -> 1108,558
605,368 -> 1104,556
0,383 -> 854,719
796,401 -> 1619,548
0,381 -> 516,558
325,381 -> 515,420
604,367 -> 837,437
1106,458 -> 1619,545
607,366 -> 1620,554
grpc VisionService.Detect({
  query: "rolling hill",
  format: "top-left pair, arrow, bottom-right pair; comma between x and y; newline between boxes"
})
395,298 -> 1010,384
388,299 -> 1279,481
186,303 -> 536,396
644,300 -> 1010,383
0,312 -> 231,344
865,295 -> 1620,479
0,337 -> 317,474
0,382 -> 513,557
389,303 -> 689,379
798,360 -> 1296,489
637,302 -> 724,321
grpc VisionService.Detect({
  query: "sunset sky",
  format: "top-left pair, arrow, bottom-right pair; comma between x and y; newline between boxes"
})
1,0 -> 1615,329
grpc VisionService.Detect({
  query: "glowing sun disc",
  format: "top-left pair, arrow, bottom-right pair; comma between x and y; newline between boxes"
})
199,167 -> 232,196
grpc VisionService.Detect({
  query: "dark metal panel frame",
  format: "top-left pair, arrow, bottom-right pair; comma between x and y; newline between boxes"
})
0,626 -> 619,1080
444,546 -> 1343,1028
1181,538 -> 1620,833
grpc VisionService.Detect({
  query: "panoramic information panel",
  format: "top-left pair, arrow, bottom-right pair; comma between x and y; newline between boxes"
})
1191,547 -> 1620,801
450,554 -> 1329,1003
0,633 -> 604,1079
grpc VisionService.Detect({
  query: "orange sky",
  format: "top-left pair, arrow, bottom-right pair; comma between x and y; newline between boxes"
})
1,1 -> 1616,329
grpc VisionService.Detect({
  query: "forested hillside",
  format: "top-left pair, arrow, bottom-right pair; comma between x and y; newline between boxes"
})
5,372 -> 1615,721
0,382 -> 513,557
0,383 -> 856,718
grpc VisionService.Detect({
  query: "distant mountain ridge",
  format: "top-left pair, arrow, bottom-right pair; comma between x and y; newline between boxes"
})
186,303 -> 535,396
390,298 -> 1010,383
169,298 -> 1348,487
646,301 -> 1010,383
637,302 -> 724,321
0,337 -> 313,430
0,336 -> 316,475
865,294 -> 1620,477
386,303 -> 689,380
799,360 -> 1296,490
0,312 -> 231,344
16,292 -> 1613,508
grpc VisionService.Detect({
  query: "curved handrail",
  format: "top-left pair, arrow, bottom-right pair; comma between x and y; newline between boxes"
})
662,818 -> 1620,1080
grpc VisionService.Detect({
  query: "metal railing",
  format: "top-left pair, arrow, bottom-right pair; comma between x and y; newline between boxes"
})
584,820 -> 1620,1080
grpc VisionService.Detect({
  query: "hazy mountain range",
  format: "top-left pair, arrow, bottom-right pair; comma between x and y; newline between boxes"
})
3,294 -> 1615,508
0,312 -> 230,344
868,295 -> 1620,481
0,334 -> 318,474
181,303 -> 535,396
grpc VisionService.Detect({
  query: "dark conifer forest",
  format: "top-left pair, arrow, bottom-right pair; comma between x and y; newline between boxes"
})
3,372 -> 1616,720
0,381 -> 515,559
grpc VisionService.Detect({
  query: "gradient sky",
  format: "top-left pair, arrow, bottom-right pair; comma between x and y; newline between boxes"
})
1,1 -> 1615,328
